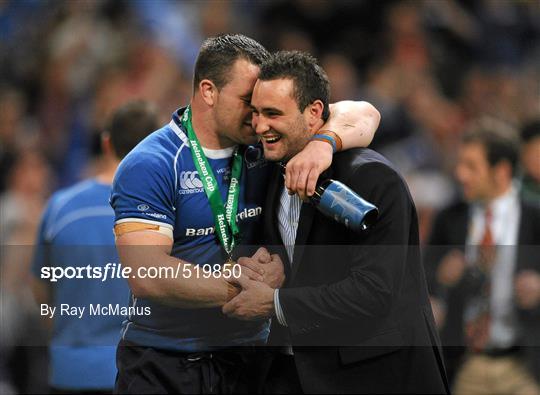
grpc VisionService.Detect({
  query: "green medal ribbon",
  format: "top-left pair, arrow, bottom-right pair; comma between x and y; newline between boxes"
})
181,106 -> 242,259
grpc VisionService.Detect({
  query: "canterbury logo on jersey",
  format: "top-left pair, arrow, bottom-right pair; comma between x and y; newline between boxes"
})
178,171 -> 204,194
178,169 -> 230,194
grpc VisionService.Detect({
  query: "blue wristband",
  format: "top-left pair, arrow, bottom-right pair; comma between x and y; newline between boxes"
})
312,134 -> 337,153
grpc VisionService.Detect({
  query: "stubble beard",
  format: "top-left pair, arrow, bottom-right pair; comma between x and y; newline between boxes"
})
280,117 -> 312,163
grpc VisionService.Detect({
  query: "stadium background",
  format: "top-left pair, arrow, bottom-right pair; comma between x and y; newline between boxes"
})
0,0 -> 538,393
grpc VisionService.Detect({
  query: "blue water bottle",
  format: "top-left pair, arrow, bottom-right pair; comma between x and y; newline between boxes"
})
310,179 -> 378,232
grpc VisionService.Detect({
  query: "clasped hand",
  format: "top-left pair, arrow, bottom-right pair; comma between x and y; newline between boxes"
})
222,247 -> 284,320
236,247 -> 285,288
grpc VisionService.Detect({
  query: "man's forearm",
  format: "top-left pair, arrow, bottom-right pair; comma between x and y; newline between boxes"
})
142,260 -> 236,309
324,101 -> 380,150
118,243 -> 236,309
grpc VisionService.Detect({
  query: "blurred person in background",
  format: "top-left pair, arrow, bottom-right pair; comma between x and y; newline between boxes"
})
0,85 -> 40,193
31,101 -> 159,394
405,171 -> 456,245
520,119 -> 540,208
0,149 -> 51,246
321,53 -> 360,103
425,118 -> 540,394
0,148 -> 52,394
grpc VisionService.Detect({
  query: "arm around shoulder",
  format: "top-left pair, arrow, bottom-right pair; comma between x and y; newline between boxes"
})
325,101 -> 380,150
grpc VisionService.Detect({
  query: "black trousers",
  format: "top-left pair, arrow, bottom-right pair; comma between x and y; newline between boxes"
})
260,353 -> 303,394
114,340 -> 259,394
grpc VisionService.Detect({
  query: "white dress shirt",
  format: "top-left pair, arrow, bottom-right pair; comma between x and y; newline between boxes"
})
465,185 -> 521,348
274,186 -> 302,327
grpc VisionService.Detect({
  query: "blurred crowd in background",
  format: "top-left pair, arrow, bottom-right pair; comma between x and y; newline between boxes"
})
0,0 -> 539,393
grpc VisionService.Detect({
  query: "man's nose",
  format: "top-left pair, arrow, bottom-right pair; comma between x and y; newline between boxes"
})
254,116 -> 270,135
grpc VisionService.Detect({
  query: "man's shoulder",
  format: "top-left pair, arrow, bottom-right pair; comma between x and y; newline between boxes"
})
520,200 -> 540,230
42,179 -> 112,239
331,148 -> 400,181
47,179 -> 106,214
432,201 -> 469,230
521,200 -> 540,216
440,200 -> 469,215
50,179 -> 97,200
127,124 -> 182,161
116,125 -> 184,178
329,148 -> 416,212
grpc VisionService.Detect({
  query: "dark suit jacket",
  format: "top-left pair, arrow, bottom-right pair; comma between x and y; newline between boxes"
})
262,148 -> 449,394
425,199 -> 540,382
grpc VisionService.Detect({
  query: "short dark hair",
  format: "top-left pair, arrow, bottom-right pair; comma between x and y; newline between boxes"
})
193,34 -> 270,91
259,51 -> 330,121
107,100 -> 159,159
258,51 -> 330,122
521,119 -> 540,143
462,117 -> 521,176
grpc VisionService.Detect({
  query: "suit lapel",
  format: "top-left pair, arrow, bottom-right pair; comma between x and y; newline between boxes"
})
264,165 -> 284,245
290,202 -> 316,282
516,202 -> 535,272
289,167 -> 333,283
517,202 -> 532,245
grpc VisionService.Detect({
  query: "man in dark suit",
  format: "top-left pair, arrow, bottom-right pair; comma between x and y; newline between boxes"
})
222,51 -> 449,394
425,118 -> 540,394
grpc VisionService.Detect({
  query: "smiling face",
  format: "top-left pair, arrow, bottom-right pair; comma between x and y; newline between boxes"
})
213,58 -> 261,146
250,78 -> 314,162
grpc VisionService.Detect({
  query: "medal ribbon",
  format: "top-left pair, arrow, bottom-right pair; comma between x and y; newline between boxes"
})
181,107 -> 242,258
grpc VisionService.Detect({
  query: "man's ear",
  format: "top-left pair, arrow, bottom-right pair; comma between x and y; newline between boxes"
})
101,132 -> 116,159
199,79 -> 218,106
306,100 -> 324,127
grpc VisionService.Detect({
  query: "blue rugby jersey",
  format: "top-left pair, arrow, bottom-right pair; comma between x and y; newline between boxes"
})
32,179 -> 129,390
110,108 -> 271,350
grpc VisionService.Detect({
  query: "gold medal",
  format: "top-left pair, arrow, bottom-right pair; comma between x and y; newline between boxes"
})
222,256 -> 235,272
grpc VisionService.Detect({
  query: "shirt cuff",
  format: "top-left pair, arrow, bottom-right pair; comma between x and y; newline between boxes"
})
274,289 -> 288,327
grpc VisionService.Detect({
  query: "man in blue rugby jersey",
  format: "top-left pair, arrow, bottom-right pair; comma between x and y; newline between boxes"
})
31,101 -> 159,393
110,34 -> 380,394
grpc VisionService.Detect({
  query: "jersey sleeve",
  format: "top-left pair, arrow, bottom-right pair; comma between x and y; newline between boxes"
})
110,151 -> 176,230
